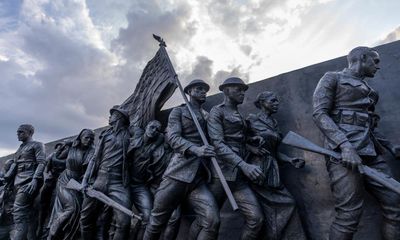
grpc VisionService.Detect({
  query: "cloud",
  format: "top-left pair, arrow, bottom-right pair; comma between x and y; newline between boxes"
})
0,0 -> 122,151
2,0 -> 396,156
377,26 -> 400,45
111,0 -> 197,65
0,0 -> 200,154
182,55 -> 249,92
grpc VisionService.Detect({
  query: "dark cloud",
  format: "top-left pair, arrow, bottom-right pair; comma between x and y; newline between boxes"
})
181,55 -> 249,93
184,56 -> 213,82
240,44 -> 252,56
111,1 -> 197,65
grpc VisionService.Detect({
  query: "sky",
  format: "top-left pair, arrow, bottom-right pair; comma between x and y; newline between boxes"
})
1,0 -> 400,156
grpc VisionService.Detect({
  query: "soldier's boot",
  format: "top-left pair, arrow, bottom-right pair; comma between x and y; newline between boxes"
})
13,223 -> 29,240
329,228 -> 353,240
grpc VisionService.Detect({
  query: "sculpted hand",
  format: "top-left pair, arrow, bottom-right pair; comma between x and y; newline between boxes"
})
248,136 -> 265,146
190,145 -> 216,157
25,178 -> 38,195
247,145 -> 269,156
291,157 -> 305,169
390,145 -> 400,160
239,162 -> 265,182
340,142 -> 362,172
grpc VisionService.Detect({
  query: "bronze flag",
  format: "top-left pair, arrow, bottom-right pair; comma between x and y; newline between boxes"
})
120,38 -> 177,128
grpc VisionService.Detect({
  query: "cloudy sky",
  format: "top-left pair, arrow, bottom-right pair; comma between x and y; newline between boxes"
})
1,0 -> 400,156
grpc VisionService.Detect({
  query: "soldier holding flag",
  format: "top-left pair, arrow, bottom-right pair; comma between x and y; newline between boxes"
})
144,79 -> 220,240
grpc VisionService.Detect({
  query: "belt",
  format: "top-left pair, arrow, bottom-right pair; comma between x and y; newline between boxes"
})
15,159 -> 35,164
17,163 -> 36,172
99,167 -> 123,175
331,109 -> 371,127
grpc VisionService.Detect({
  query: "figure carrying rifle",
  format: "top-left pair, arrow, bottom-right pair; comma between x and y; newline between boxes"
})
79,106 -> 132,240
313,46 -> 400,240
207,77 -> 265,240
143,79 -> 220,240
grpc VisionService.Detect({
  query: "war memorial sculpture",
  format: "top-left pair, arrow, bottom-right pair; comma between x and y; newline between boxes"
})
1,35 -> 400,240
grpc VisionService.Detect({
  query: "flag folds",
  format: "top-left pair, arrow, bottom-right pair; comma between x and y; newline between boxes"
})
121,45 -> 177,128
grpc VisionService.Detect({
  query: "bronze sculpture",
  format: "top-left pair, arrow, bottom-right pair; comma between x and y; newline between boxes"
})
37,141 -> 70,238
47,129 -> 95,239
80,106 -> 132,240
207,77 -> 265,240
128,120 -> 180,240
5,124 -> 46,240
0,159 -> 15,240
246,91 -> 306,240
313,46 -> 400,240
143,79 -> 220,240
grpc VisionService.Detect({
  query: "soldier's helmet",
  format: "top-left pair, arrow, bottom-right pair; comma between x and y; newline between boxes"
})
184,79 -> 210,94
109,105 -> 130,121
219,77 -> 249,91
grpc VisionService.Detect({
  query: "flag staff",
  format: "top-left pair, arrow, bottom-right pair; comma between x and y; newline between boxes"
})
153,34 -> 238,211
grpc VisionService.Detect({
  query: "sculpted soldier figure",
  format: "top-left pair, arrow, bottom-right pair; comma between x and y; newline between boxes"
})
246,91 -> 306,240
47,129 -> 95,240
207,77 -> 265,240
144,79 -> 220,240
37,141 -> 70,238
128,120 -> 180,240
0,159 -> 15,240
313,46 -> 400,239
80,106 -> 131,240
4,124 -> 46,240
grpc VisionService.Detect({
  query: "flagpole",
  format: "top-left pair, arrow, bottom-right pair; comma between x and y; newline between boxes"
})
153,34 -> 238,211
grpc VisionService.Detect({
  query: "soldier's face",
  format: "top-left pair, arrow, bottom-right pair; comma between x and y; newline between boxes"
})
189,85 -> 208,103
109,111 -> 123,125
145,121 -> 161,139
362,51 -> 380,78
80,132 -> 94,147
262,95 -> 279,113
225,85 -> 246,104
17,128 -> 30,142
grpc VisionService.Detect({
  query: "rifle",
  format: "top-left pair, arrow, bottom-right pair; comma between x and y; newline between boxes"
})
282,131 -> 400,195
66,179 -> 142,220
154,34 -> 238,211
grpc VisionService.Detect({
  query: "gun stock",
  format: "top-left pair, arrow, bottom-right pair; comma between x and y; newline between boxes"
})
282,131 -> 341,159
282,131 -> 400,195
66,178 -> 83,191
66,179 -> 142,220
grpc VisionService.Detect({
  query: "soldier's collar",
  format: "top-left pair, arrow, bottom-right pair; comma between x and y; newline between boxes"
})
342,68 -> 364,81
